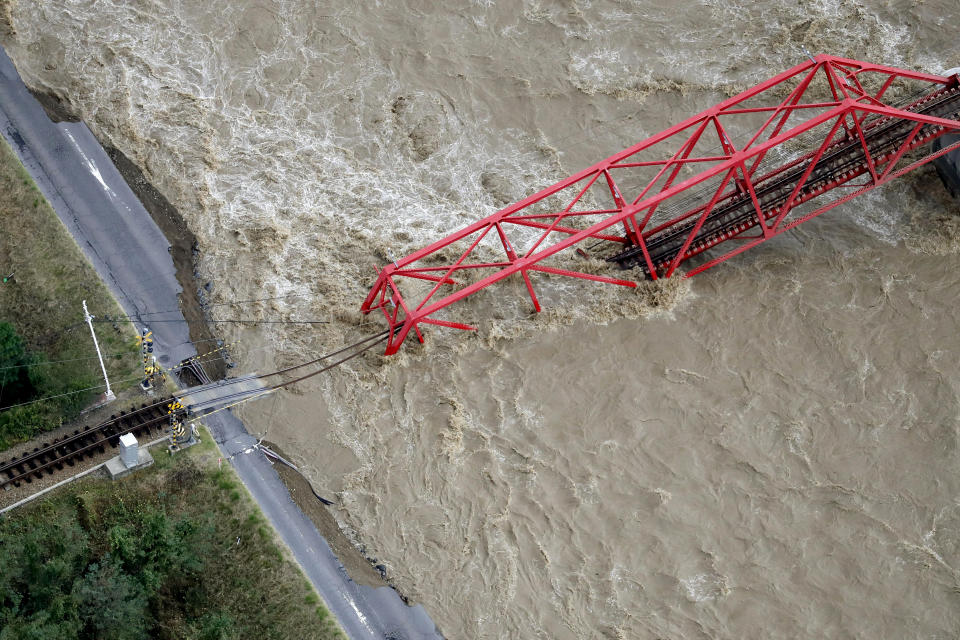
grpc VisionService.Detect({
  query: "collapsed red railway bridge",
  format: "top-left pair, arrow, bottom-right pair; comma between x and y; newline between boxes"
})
362,54 -> 960,354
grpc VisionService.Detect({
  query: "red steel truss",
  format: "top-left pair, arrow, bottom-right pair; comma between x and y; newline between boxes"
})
362,54 -> 960,354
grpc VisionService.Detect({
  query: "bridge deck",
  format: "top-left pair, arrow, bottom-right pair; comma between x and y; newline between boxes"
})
610,83 -> 960,274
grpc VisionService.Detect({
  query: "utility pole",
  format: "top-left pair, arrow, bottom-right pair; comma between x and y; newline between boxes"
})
82,300 -> 115,403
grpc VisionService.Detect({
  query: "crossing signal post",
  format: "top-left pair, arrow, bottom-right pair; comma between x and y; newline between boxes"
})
138,327 -> 161,393
166,399 -> 196,453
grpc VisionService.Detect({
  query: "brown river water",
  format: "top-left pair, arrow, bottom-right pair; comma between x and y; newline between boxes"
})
4,0 -> 960,637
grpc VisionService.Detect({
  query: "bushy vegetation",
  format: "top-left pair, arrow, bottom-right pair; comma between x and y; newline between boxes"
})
0,137 -> 139,449
0,320 -> 114,448
0,434 -> 343,640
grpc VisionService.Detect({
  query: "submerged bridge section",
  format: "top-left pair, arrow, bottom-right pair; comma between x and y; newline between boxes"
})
362,55 -> 960,354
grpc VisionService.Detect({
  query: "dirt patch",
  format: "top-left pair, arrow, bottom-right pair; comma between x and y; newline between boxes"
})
0,0 -> 14,38
103,145 -> 227,382
25,86 -> 79,123
262,440 -> 391,591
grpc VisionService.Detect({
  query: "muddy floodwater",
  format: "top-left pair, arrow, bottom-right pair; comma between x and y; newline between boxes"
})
4,1 -> 960,637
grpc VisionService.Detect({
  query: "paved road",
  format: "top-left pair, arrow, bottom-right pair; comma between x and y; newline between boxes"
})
0,51 -> 193,366
0,45 -> 441,640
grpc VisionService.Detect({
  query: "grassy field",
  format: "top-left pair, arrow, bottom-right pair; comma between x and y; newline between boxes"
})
0,427 -> 344,640
0,136 -> 140,448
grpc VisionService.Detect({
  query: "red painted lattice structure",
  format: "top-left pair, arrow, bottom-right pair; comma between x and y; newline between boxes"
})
362,54 -> 960,354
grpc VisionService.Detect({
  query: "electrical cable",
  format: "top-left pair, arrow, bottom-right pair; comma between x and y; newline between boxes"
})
0,376 -> 145,412
263,329 -> 390,377
196,332 -> 389,420
127,293 -> 311,318
268,334 -> 388,389
0,334 -> 235,378
0,351 -> 133,371
93,318 -> 329,325
0,328 -> 386,426
166,330 -> 391,413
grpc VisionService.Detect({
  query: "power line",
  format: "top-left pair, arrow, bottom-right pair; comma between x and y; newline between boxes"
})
0,351 -> 134,372
127,293 -> 311,318
266,329 -> 390,377
0,376 -> 144,413
269,334 -> 388,389
93,318 -> 329,325
180,330 -> 390,411
198,331 -> 390,420
0,328 -> 384,417
0,336 -> 229,373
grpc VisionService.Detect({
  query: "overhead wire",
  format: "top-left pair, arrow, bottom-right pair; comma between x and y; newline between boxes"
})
0,351 -> 133,372
0,376 -> 145,412
93,318 -> 329,325
0,327 -> 385,415
196,331 -> 390,420
128,293 -> 311,318
264,329 -> 391,377
179,330 -> 391,409
267,334 -> 388,389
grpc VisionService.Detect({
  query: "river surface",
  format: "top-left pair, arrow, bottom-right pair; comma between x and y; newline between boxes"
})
4,1 -> 960,637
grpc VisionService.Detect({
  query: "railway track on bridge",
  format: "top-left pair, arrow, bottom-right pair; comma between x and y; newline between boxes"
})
610,84 -> 960,274
0,398 -> 173,491
360,55 -> 960,354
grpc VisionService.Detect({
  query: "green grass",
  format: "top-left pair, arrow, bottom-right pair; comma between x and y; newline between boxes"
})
0,136 -> 140,448
0,427 -> 345,640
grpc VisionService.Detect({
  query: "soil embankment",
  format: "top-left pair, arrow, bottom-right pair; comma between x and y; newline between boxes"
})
103,145 -> 227,383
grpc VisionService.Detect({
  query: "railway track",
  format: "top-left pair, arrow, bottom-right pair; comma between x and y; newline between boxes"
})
0,398 -> 174,490
0,331 -> 388,494
609,83 -> 960,274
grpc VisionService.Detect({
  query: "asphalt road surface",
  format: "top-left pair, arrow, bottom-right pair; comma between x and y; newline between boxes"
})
0,45 -> 441,640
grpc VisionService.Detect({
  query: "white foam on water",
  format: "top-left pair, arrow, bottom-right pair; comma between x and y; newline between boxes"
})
5,1 -> 960,638
680,572 -> 729,602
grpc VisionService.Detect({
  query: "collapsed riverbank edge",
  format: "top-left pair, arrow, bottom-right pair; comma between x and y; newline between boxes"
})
0,44 -> 443,639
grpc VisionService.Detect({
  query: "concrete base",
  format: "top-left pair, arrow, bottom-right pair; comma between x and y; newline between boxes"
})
105,448 -> 154,479
80,391 -> 117,415
168,434 -> 199,454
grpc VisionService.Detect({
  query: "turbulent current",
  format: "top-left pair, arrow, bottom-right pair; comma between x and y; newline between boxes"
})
4,1 -> 960,637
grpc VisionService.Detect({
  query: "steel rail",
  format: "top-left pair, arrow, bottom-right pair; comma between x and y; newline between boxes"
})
615,85 -> 960,271
0,400 -> 173,476
360,55 -> 960,354
0,404 -> 170,488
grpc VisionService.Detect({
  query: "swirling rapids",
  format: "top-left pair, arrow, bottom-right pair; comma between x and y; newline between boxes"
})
4,1 -> 960,637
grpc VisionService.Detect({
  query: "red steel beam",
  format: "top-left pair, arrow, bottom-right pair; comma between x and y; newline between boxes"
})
361,55 -> 960,354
